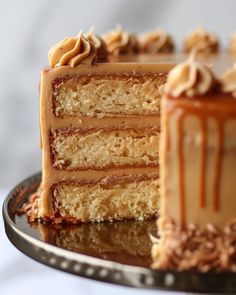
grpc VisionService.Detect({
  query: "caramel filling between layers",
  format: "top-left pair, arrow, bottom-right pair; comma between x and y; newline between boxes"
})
50,127 -> 159,170
52,73 -> 166,118
163,94 -> 236,228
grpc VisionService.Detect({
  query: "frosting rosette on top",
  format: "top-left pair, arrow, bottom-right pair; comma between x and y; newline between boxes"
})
85,29 -> 108,62
165,52 -> 215,97
183,27 -> 219,54
219,64 -> 236,97
229,32 -> 236,54
48,32 -> 97,67
102,26 -> 139,55
139,30 -> 175,54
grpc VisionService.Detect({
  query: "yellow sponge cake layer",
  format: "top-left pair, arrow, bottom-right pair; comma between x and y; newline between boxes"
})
50,127 -> 159,170
52,175 -> 159,223
53,74 -> 166,118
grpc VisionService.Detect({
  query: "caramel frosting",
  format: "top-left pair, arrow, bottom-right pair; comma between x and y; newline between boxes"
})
183,26 -> 219,54
139,30 -> 175,54
48,32 -> 97,67
85,29 -> 108,62
102,26 -> 139,55
165,53 -> 215,97
229,32 -> 236,54
219,64 -> 236,97
153,218 -> 236,272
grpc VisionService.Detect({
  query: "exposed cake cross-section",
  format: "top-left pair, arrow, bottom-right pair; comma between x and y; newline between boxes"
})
39,32 -> 173,223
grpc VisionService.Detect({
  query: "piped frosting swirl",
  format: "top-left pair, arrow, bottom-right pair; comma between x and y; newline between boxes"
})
85,29 -> 108,62
183,27 -> 219,54
102,26 -> 139,55
48,32 -> 97,67
165,52 -> 215,97
219,64 -> 236,97
140,30 -> 175,53
229,32 -> 236,54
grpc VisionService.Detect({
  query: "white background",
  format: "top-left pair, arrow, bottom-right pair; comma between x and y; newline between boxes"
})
1,0 -> 236,294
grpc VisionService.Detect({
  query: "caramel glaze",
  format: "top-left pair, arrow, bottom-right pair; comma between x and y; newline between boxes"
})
213,121 -> 223,211
52,173 -> 159,189
164,93 -> 236,227
177,113 -> 186,226
199,118 -> 206,209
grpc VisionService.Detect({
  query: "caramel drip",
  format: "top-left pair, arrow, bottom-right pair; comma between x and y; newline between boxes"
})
199,118 -> 206,208
165,94 -> 236,226
177,112 -> 186,227
162,115 -> 170,219
213,120 -> 223,211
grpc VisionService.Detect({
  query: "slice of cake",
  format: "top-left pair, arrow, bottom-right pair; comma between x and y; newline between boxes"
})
152,54 -> 236,272
39,31 -> 173,223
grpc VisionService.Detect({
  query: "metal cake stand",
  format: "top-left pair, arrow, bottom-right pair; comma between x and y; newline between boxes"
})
2,172 -> 236,293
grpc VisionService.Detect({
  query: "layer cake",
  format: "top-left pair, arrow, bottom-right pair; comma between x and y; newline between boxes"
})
39,32 -> 173,223
19,26 -> 236,272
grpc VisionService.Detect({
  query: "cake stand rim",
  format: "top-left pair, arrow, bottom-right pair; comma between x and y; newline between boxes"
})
2,171 -> 236,293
